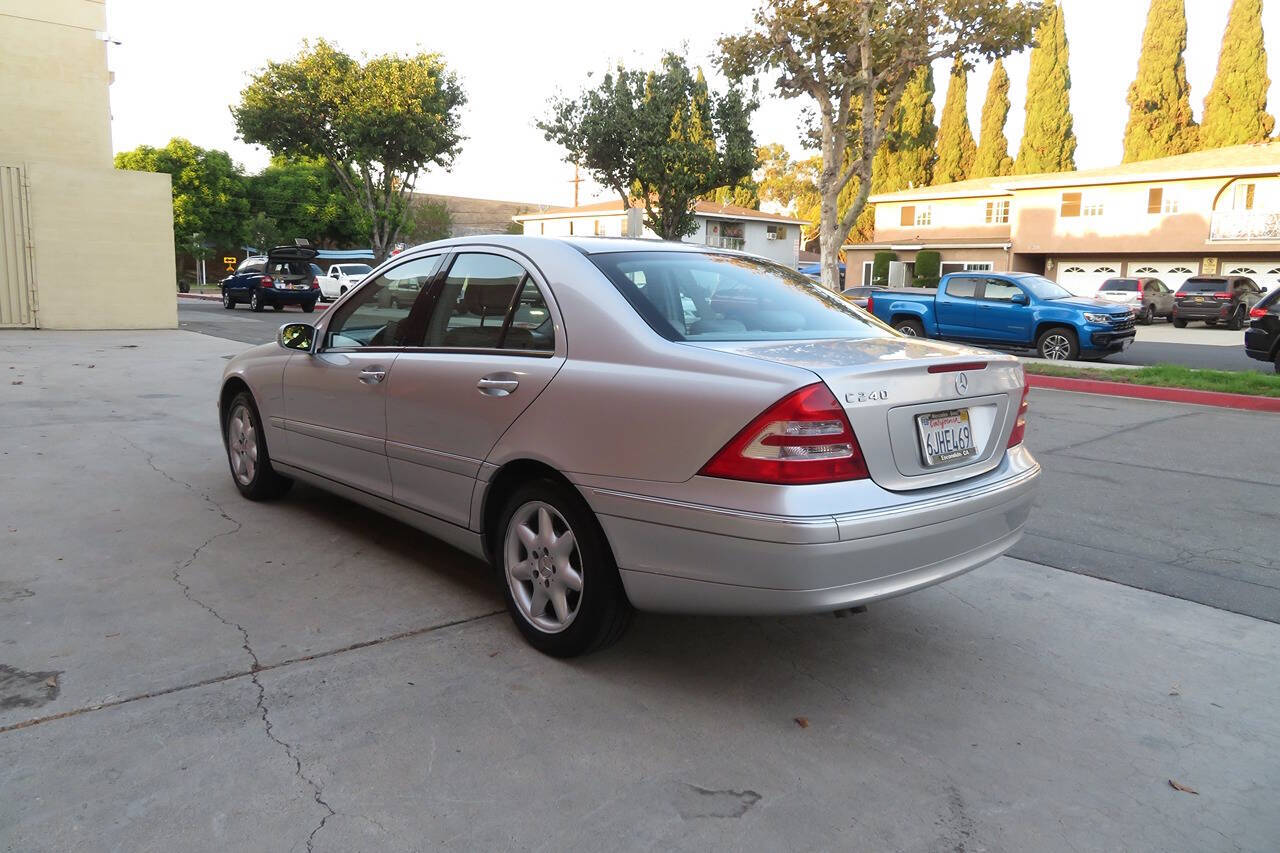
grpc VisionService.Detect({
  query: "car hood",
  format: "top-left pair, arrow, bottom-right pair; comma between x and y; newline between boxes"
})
1049,296 -> 1132,314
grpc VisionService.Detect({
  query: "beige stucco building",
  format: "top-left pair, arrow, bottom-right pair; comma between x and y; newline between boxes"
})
1,0 -> 175,329
844,143 -> 1280,296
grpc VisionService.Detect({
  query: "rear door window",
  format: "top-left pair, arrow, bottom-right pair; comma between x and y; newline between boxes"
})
944,277 -> 979,298
422,253 -> 555,352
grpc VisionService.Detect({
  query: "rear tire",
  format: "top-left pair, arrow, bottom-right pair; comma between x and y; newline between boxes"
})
301,301 -> 316,314
1227,308 -> 1244,331
1205,319 -> 1217,327
894,318 -> 925,337
494,479 -> 632,657
222,391 -> 292,501
1140,305 -> 1154,325
1037,326 -> 1078,361
1173,318 -> 1188,328
272,304 -> 284,312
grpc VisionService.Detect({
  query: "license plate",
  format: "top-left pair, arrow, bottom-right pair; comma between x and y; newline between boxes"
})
291,284 -> 309,290
916,408 -> 976,467
1195,296 -> 1204,302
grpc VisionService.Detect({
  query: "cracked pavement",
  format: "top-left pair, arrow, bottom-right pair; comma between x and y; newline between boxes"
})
1,330 -> 1278,852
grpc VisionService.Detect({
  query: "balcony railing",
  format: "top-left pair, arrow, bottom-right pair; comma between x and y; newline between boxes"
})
1210,210 -> 1280,241
706,235 -> 746,251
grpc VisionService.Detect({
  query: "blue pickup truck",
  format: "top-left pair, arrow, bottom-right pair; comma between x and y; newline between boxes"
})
867,271 -> 1137,360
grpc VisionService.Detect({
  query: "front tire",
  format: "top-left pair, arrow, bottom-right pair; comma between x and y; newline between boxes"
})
222,291 -> 235,310
222,392 -> 292,501
250,291 -> 265,312
1227,308 -> 1245,331
894,318 -> 925,337
1037,326 -> 1078,361
495,479 -> 631,657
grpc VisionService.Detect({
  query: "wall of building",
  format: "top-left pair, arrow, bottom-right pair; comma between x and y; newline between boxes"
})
0,1 -> 113,168
523,213 -> 630,238
844,246 -> 1012,287
26,163 -> 176,329
873,195 -> 1013,244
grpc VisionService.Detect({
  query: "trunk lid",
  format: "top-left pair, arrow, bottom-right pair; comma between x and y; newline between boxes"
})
687,336 -> 1024,491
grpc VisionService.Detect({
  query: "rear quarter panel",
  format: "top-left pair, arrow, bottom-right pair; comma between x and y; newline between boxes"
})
871,289 -> 938,334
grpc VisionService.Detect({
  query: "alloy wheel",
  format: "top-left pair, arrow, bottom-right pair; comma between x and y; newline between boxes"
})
504,501 -> 584,633
223,292 -> 233,308
1042,334 -> 1072,360
897,323 -> 918,336
226,404 -> 258,486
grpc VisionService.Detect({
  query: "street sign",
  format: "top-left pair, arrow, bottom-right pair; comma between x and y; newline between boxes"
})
223,256 -> 236,272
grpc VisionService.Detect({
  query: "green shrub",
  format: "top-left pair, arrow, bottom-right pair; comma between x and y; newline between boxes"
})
914,251 -> 941,288
871,251 -> 897,286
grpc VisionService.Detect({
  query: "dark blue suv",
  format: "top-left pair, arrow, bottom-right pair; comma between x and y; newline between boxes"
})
221,245 -> 321,313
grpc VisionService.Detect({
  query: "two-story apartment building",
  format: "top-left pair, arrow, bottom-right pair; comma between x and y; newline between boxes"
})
514,199 -> 806,268
845,142 -> 1280,296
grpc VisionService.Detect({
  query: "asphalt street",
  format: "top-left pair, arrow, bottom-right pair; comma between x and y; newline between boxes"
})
2,329 -> 1277,852
178,298 -> 1269,371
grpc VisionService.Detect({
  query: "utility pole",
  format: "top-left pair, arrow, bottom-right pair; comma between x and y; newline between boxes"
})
569,164 -> 583,208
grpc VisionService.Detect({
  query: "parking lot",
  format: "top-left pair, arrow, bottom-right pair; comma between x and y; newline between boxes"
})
2,329 -> 1278,852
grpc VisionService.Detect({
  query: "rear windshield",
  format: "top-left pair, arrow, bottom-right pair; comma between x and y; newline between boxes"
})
590,251 -> 893,342
1101,279 -> 1139,292
1181,278 -> 1226,293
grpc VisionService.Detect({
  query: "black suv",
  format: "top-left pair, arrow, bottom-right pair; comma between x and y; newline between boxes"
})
221,244 -> 321,313
1171,275 -> 1265,329
1244,288 -> 1280,373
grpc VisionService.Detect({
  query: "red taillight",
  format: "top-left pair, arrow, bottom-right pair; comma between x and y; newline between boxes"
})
699,383 -> 868,485
928,361 -> 987,374
1174,292 -> 1186,299
866,293 -> 874,313
1213,292 -> 1232,300
311,276 -> 320,289
1250,306 -> 1267,318
1007,378 -> 1030,448
260,275 -> 274,289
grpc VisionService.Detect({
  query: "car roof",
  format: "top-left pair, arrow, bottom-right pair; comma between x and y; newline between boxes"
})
405,234 -> 743,257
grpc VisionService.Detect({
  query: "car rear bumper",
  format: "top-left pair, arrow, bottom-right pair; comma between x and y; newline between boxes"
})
1172,305 -> 1230,320
261,289 -> 318,305
586,445 -> 1040,615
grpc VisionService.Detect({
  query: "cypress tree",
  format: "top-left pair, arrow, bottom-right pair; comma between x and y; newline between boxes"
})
851,65 -> 937,240
1123,0 -> 1197,162
973,60 -> 1015,177
935,58 -> 977,184
1200,0 -> 1274,149
1015,1 -> 1077,174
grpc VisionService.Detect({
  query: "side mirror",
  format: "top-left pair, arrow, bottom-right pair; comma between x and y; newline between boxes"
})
278,322 -> 316,352
1010,292 -> 1029,305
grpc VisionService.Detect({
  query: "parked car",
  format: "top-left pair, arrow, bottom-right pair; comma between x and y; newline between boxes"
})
317,263 -> 373,302
867,271 -> 1136,360
1096,277 -> 1175,324
839,285 -> 887,310
1171,275 -> 1265,329
218,237 -> 1040,656
1244,287 -> 1280,373
221,245 -> 321,313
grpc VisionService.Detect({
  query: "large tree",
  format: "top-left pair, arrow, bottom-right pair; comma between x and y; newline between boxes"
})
1200,0 -> 1274,150
233,40 -> 466,261
757,142 -> 823,242
1015,1 -> 1076,174
972,59 -> 1015,177
1122,0 -> 1197,162
935,58 -> 977,184
114,137 -> 249,256
720,0 -> 1040,291
538,53 -> 757,240
248,155 -> 369,248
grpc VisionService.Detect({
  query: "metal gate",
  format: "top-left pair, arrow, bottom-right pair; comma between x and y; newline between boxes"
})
0,164 -> 36,328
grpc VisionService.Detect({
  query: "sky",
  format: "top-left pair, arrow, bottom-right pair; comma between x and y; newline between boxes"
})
106,0 -> 1280,209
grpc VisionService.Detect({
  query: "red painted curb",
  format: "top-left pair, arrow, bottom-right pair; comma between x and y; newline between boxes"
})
1027,373 -> 1280,413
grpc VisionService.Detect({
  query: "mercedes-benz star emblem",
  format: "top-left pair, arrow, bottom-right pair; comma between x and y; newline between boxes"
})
955,372 -> 969,394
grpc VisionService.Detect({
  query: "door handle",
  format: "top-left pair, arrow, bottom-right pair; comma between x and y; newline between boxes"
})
477,373 -> 519,396
358,366 -> 387,384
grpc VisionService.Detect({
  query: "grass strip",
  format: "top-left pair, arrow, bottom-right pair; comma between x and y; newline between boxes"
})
1023,362 -> 1280,398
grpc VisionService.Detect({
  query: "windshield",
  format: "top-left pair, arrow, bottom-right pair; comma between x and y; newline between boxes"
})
340,264 -> 372,275
590,251 -> 893,342
1019,275 -> 1073,300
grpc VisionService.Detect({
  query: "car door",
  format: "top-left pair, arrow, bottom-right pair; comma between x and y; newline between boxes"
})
1148,279 -> 1174,316
975,277 -> 1033,343
280,253 -> 446,498
935,276 -> 979,337
385,251 -> 565,527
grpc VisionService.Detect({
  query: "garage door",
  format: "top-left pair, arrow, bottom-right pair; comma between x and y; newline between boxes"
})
1222,262 -> 1280,292
1128,263 -> 1196,292
1056,261 -> 1120,296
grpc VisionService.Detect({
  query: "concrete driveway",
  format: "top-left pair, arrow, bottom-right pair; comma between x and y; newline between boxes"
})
2,331 -> 1277,852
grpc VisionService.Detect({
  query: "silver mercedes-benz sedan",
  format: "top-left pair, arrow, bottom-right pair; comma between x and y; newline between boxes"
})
219,236 -> 1040,656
